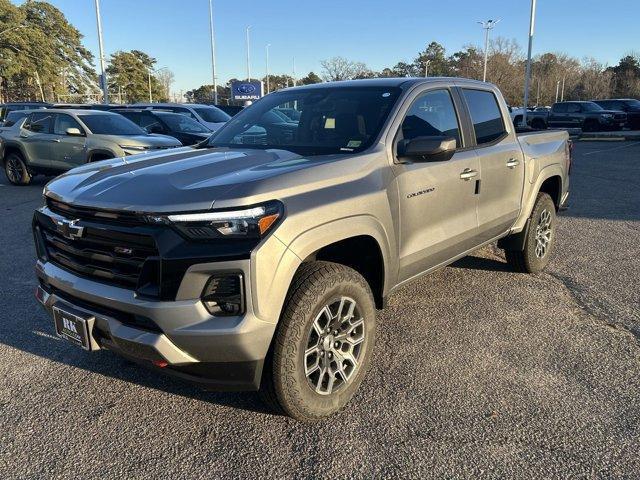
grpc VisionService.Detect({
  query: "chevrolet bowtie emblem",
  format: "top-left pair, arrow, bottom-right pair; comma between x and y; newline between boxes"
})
55,218 -> 84,240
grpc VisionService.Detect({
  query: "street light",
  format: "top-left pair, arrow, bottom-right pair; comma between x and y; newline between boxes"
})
94,0 -> 109,103
522,0 -> 537,126
265,44 -> 271,94
245,26 -> 252,81
424,59 -> 431,77
478,19 -> 500,82
208,0 -> 218,104
148,66 -> 167,103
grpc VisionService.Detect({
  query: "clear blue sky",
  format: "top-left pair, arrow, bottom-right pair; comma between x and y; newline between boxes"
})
16,0 -> 640,93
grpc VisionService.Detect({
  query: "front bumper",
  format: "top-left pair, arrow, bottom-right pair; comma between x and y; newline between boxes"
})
35,257 -> 277,391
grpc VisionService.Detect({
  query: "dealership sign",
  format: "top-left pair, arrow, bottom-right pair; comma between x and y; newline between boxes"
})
231,80 -> 263,101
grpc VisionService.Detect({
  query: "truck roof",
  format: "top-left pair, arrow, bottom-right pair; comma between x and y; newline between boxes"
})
280,77 -> 492,91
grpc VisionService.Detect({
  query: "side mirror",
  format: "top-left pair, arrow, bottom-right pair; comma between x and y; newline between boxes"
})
66,127 -> 83,136
397,136 -> 457,162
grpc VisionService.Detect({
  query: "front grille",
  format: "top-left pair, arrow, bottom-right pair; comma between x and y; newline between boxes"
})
38,206 -> 159,290
47,198 -> 144,225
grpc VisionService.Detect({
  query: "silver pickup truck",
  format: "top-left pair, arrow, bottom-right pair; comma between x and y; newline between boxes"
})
33,78 -> 570,421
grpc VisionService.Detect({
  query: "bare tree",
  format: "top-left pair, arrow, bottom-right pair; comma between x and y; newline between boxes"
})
156,69 -> 174,100
320,56 -> 370,81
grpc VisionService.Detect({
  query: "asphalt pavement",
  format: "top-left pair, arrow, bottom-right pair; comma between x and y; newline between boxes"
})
0,142 -> 638,479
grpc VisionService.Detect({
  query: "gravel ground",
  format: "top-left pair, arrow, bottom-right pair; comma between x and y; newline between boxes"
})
0,142 -> 638,479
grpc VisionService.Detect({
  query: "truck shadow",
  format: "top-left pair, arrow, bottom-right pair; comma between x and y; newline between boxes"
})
450,255 -> 511,272
0,300 -> 279,417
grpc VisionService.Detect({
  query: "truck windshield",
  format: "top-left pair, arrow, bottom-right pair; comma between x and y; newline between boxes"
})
193,107 -> 231,123
79,113 -> 146,135
206,86 -> 402,156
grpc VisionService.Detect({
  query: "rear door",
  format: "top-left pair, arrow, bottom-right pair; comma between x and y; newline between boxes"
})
20,111 -> 56,168
460,88 -> 525,242
49,113 -> 87,170
565,103 -> 583,127
392,86 -> 480,282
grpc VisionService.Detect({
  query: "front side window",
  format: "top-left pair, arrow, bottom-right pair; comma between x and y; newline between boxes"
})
462,89 -> 507,145
53,114 -> 83,135
553,103 -> 568,113
566,103 -> 581,113
77,113 -> 146,135
401,89 -> 461,147
208,86 -> 402,156
25,112 -> 54,133
581,102 -> 603,112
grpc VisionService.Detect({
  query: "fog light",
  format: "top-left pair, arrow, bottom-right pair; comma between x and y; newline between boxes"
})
201,273 -> 245,316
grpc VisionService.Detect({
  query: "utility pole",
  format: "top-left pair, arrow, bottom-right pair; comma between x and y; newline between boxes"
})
424,60 -> 431,77
208,0 -> 218,104
522,0 -> 536,125
94,0 -> 108,104
265,44 -> 271,94
561,75 -> 566,102
245,26 -> 252,81
536,77 -> 540,106
478,19 -> 500,82
555,80 -> 561,103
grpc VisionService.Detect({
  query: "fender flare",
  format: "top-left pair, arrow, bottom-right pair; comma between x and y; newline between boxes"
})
511,164 -> 565,233
284,214 -> 395,297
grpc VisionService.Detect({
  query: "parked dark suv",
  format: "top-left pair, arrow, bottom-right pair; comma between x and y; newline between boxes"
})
113,108 -> 212,146
593,99 -> 640,130
530,101 -> 627,131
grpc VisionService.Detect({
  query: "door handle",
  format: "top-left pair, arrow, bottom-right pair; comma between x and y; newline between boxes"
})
506,158 -> 520,168
48,139 -> 61,143
459,169 -> 478,180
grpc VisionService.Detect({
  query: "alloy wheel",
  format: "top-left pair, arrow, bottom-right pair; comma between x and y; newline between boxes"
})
6,157 -> 23,184
304,296 -> 365,395
534,208 -> 552,258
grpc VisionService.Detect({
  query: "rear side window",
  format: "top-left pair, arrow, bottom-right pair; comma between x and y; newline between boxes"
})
462,89 -> 506,145
552,103 -> 568,113
25,112 -> 54,133
53,114 -> 84,135
401,89 -> 461,147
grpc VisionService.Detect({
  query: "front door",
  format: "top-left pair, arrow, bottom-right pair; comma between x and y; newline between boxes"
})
393,87 -> 480,283
50,113 -> 87,170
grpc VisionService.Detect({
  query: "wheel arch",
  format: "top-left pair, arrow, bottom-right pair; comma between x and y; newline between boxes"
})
285,216 -> 394,310
87,149 -> 116,162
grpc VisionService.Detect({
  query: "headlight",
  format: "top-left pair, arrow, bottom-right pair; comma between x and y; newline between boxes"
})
148,201 -> 283,240
600,114 -> 613,119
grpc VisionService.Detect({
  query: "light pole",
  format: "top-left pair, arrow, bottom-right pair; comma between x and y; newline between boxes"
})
94,0 -> 109,103
478,19 -> 500,82
292,57 -> 296,86
208,0 -> 218,104
245,26 -> 252,81
424,59 -> 431,77
555,80 -> 561,103
561,74 -> 566,102
522,0 -> 536,126
265,44 -> 271,94
148,66 -> 167,103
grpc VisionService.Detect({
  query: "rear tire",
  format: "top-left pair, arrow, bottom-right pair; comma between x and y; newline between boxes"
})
260,261 -> 377,421
4,152 -> 31,185
504,193 -> 556,274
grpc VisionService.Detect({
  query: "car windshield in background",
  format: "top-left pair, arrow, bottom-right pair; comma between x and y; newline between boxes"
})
78,114 -> 146,135
193,107 -> 231,123
156,112 -> 211,133
625,99 -> 640,108
583,102 -> 603,112
207,86 -> 402,156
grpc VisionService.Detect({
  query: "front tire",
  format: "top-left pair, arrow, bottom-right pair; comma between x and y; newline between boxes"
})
4,152 -> 31,185
260,261 -> 377,421
504,193 -> 556,273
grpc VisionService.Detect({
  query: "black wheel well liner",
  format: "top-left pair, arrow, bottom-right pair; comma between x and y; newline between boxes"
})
539,175 -> 562,210
88,150 -> 115,162
305,235 -> 385,309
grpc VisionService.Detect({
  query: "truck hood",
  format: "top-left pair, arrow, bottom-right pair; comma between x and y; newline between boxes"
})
44,147 -> 340,213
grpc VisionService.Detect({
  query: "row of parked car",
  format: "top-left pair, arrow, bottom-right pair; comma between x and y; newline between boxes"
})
0,101 -> 306,185
510,98 -> 640,131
